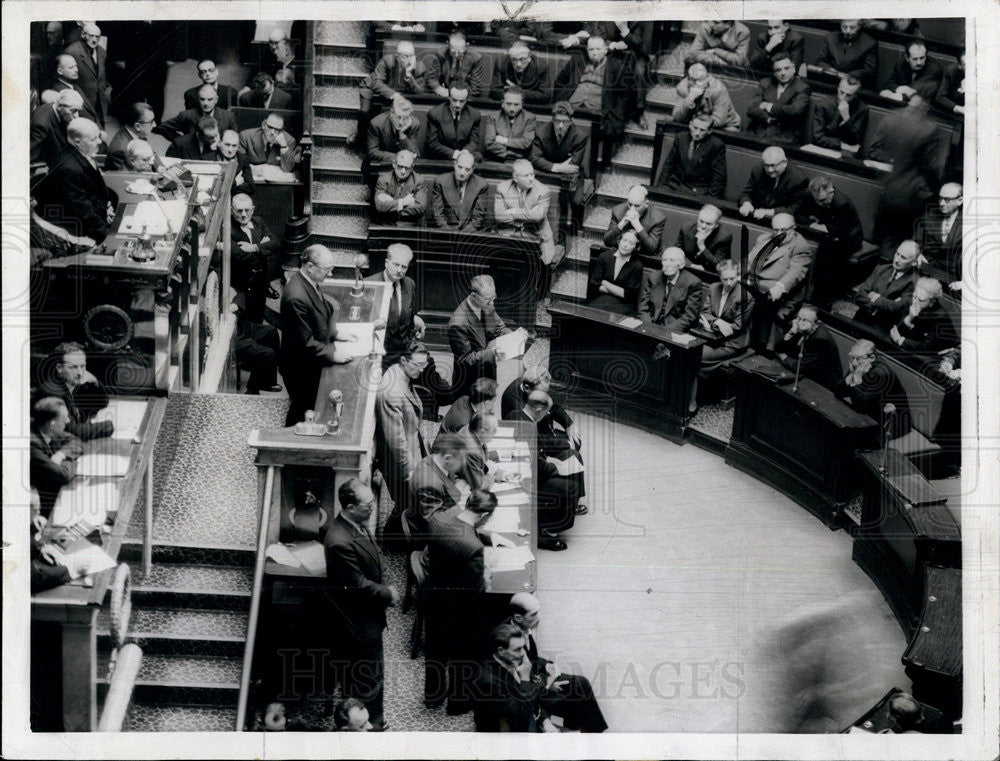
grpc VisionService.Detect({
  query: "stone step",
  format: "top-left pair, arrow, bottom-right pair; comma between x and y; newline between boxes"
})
314,20 -> 368,48
311,145 -> 364,173
124,703 -> 237,732
645,83 -> 679,115
311,115 -> 358,141
583,204 -> 614,233
311,213 -> 369,242
595,171 -> 634,201
97,652 -> 242,690
312,85 -> 361,113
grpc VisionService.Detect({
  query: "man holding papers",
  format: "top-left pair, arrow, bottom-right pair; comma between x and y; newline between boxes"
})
405,434 -> 468,541
454,412 -> 518,490
448,275 -> 514,400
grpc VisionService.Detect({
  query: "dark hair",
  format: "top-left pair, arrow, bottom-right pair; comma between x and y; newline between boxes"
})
502,86 -> 524,100
333,697 -> 367,729
252,71 -> 274,91
52,341 -> 85,363
551,100 -> 574,118
449,27 -> 467,41
490,623 -> 524,652
465,488 -> 498,515
449,79 -> 470,94
402,340 -> 429,361
469,378 -> 498,405
771,52 -> 794,68
32,396 -> 67,426
196,116 -> 219,134
431,432 -> 466,456
126,102 -> 154,124
337,477 -> 367,510
469,411 -> 497,436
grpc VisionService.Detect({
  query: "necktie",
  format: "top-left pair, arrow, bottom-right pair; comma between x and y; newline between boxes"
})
942,215 -> 954,240
391,281 -> 401,322
720,287 -> 732,312
775,84 -> 786,100
92,49 -> 99,67
459,182 -> 466,203
687,139 -> 696,161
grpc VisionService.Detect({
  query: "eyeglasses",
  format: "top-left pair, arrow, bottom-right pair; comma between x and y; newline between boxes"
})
263,122 -> 282,131
939,195 -> 962,202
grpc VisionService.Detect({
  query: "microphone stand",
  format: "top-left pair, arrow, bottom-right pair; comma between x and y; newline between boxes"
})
791,333 -> 806,393
878,412 -> 896,473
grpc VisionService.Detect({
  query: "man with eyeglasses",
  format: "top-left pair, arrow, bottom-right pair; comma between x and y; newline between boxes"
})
916,183 -> 963,286
671,62 -> 741,133
739,146 -> 809,221
834,339 -> 912,441
29,88 -> 83,168
746,53 -> 812,146
279,244 -> 358,426
183,59 -> 239,110
239,71 -> 292,110
217,129 -> 256,197
490,42 -> 551,103
155,84 -> 237,141
774,304 -> 842,390
372,149 -> 428,226
448,274 -> 513,400
238,113 -> 299,173
366,96 -> 426,164
427,83 -> 483,160
746,212 -> 813,349
106,102 -> 159,171
63,22 -> 110,128
50,53 -> 99,124
230,193 -> 279,324
428,28 -> 488,99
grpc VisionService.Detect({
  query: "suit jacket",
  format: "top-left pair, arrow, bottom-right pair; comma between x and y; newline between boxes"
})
427,48 -> 488,98
657,133 -> 727,198
36,377 -> 112,441
746,230 -> 813,306
183,83 -> 239,110
64,40 -> 110,123
746,76 -> 812,145
894,301 -> 957,353
440,395 -> 475,434
373,170 -> 428,226
36,149 -> 118,242
935,63 -> 965,112
672,75 -> 741,132
362,54 -> 428,101
426,104 -> 482,160
587,250 -> 643,310
278,270 -> 340,376
227,152 -> 257,197
738,163 -> 809,216
484,110 -> 536,161
236,86 -> 291,110
675,222 -> 733,270
915,209 -> 962,282
366,111 -> 426,163
749,29 -> 805,72
105,125 -> 163,171
688,21 -> 751,66
165,132 -> 220,161
834,359 -> 913,439
406,455 -> 464,538
811,95 -> 870,150
604,202 -> 666,257
817,30 -> 877,87
230,215 -> 278,290
554,53 -> 636,136
797,189 -> 864,254
238,127 -> 298,173
868,105 -> 945,216
448,296 -> 511,399
775,324 -> 842,390
530,122 -> 589,176
426,506 -> 487,591
494,179 -> 554,257
852,264 -> 917,322
29,103 -> 70,168
885,56 -> 945,102
366,271 -> 417,353
501,378 -> 574,432
431,172 -> 488,231
323,513 -> 393,643
639,268 -> 704,331
155,107 -> 237,142
473,657 -> 547,732
701,281 -> 755,352
51,78 -> 99,123
455,425 -> 491,491
30,424 -> 79,515
490,56 -> 551,103
376,362 -> 427,490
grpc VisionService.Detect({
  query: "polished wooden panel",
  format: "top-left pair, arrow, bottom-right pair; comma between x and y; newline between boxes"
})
903,564 -> 962,718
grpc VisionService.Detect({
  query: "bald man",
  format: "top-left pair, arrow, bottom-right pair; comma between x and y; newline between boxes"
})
155,84 -> 237,141
358,40 -> 427,146
915,183 -> 963,284
639,247 -> 704,331
674,204 -> 733,271
124,139 -> 157,172
738,146 -> 809,220
851,240 -> 919,331
50,53 -> 99,123
63,22 -> 110,127
604,185 -> 667,257
746,212 -> 813,348
30,88 -> 83,167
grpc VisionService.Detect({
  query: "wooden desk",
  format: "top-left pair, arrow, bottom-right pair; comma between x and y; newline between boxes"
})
547,300 -> 704,443
903,564 -> 962,718
31,396 -> 166,731
726,355 -> 879,527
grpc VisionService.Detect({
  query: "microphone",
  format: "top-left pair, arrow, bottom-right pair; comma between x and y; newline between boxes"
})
879,404 -> 897,472
791,331 -> 807,393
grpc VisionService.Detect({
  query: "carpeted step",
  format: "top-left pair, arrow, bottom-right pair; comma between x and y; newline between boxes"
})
127,560 -> 253,612
100,606 -> 248,644
646,82 -> 679,115
311,115 -> 359,141
313,49 -> 370,83
595,171 -> 634,201
550,267 -> 587,303
97,652 -> 242,691
124,703 -> 237,732
583,203 -> 614,234
610,142 -> 655,181
311,145 -> 363,173
312,179 -> 370,210
120,540 -> 256,568
314,20 -> 368,48
311,213 -> 369,242
312,84 -> 361,113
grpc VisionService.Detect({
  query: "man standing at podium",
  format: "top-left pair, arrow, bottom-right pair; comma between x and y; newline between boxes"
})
746,212 -> 813,349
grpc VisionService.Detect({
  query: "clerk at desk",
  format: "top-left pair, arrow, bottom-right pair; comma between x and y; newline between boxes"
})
37,342 -> 112,441
30,397 -> 84,517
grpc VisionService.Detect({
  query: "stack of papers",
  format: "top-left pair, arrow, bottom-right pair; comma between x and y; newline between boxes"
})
494,328 -> 529,360
481,506 -> 521,533
251,164 -> 297,183
617,316 -> 643,329
484,545 -> 535,572
267,542 -> 327,576
76,454 -> 131,478
51,480 -> 117,527
49,542 -> 117,579
93,400 -> 147,441
546,456 -> 585,477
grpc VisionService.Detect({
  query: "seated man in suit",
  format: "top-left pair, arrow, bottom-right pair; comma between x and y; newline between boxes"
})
229,193 -> 279,324
183,60 -> 239,110
936,53 -> 965,116
746,212 -> 813,349
810,75 -> 870,154
675,204 -> 733,272
495,159 -> 560,269
366,96 -> 426,164
448,274 -> 513,400
453,413 -> 518,491
166,116 -> 220,161
431,150 -> 488,232
656,114 -> 727,198
686,20 -> 751,67
30,397 -> 84,517
498,593 -> 608,733
738,146 -> 809,221
530,100 -> 589,178
881,41 -> 944,104
490,42 -> 551,104
473,623 -> 557,732
427,28 -> 488,99
888,276 -> 957,353
915,182 -> 963,286
814,19 -> 877,89
639,247 -> 704,332
406,433 -> 468,541
441,377 -> 498,435
426,82 -> 482,160
484,88 -> 537,162
372,149 -> 427,227
29,88 -> 82,169
238,72 -> 292,109
36,117 -> 118,243
797,175 -> 864,307
671,62 -> 741,133
37,342 -> 113,441
749,20 -> 805,74
155,84 -> 236,141
746,53 -> 811,146
604,184 -> 666,259
105,102 -> 158,171
217,129 -> 256,197
835,339 -> 913,441
587,230 -> 643,314
360,40 -> 427,109
238,113 -> 299,173
774,304 -> 842,390
852,239 -> 920,331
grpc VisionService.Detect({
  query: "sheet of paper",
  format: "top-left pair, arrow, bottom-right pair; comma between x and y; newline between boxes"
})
290,542 -> 327,576
496,491 -> 529,507
618,316 -> 643,329
484,545 -> 536,571
251,164 -> 298,183
51,480 -> 116,527
494,328 -> 529,360
482,507 -> 521,533
50,543 -> 117,579
93,400 -> 147,441
76,454 -> 131,478
863,159 -> 893,172
670,332 -> 697,346
493,427 -> 515,438
489,480 -> 521,493
184,163 -> 223,176
334,322 -> 383,357
547,455 -> 585,476
799,143 -> 843,160
266,544 -> 303,568
119,199 -> 188,236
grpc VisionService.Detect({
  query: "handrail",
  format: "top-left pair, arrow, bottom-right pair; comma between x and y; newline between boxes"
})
97,644 -> 143,731
235,464 -> 275,731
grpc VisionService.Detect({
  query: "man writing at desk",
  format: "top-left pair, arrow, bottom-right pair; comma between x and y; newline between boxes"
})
30,397 -> 84,517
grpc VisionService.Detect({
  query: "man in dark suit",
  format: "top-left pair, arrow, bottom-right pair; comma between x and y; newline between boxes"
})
746,53 -> 811,146
815,19 -> 877,89
322,479 -> 396,732
490,42 -> 551,103
427,29 -> 488,99
835,339 -> 913,441
233,294 -> 282,395
448,275 -> 513,400
154,85 -> 237,142
29,89 -> 81,169
603,184 -> 666,258
426,83 -> 482,160
656,115 -> 727,198
217,130 -> 256,198
229,193 -> 279,324
852,240 -> 919,331
473,623 -> 554,732
238,113 -> 299,173
30,397 -> 84,517
888,277 -> 957,353
431,150 -> 488,231
639,247 -> 704,332
484,88 -> 536,162
500,367 -> 584,457
238,72 -> 292,110
366,243 -> 425,366
372,149 -> 428,226
797,175 -> 864,307
749,20 -> 805,72
774,305 -> 842,390
675,204 -> 733,272
405,434 -> 468,540
424,489 -> 496,713
915,183 -> 962,284
554,35 -> 637,169
36,117 -> 118,243
357,40 -> 426,144
105,103 -> 159,171
182,60 -> 239,111
36,342 -> 112,441
530,101 -> 590,178
366,96 -> 426,164
50,54 -> 99,124
278,245 -> 357,426
63,23 -> 110,127
881,41 -> 944,104
165,116 -> 220,161
696,260 -> 756,402
738,146 -> 809,221
811,75 -> 869,154
441,378 -> 498,435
